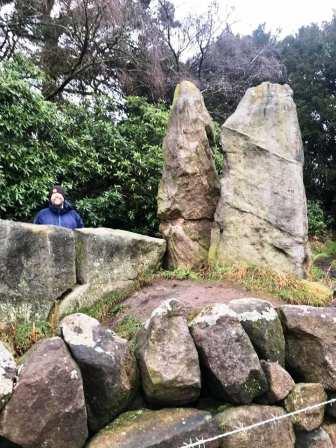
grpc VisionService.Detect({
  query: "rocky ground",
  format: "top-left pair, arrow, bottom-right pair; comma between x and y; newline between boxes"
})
109,278 -> 286,328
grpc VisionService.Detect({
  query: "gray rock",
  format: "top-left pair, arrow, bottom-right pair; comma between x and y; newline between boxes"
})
0,337 -> 88,448
190,304 -> 267,404
209,82 -> 310,277
295,428 -> 333,448
136,299 -> 201,405
75,228 -> 166,285
157,80 -> 220,269
60,313 -> 138,432
215,405 -> 295,447
87,408 -> 220,448
279,305 -> 336,390
0,219 -> 76,321
284,383 -> 326,431
0,342 -> 16,410
260,360 -> 295,403
229,298 -> 286,365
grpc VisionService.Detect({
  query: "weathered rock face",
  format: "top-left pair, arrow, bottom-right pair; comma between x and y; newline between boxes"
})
87,408 -> 220,448
75,228 -> 166,285
260,360 -> 295,403
157,80 -> 220,269
60,313 -> 138,433
215,405 -> 295,448
0,337 -> 88,448
136,299 -> 201,406
0,343 -> 16,411
278,305 -> 336,390
190,304 -> 267,404
322,421 -> 336,446
296,428 -> 333,448
209,82 -> 310,278
0,219 -> 76,321
228,298 -> 285,365
284,383 -> 326,431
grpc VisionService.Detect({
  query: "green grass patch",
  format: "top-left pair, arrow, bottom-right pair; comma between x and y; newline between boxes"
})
158,262 -> 332,307
114,315 -> 143,341
0,320 -> 52,358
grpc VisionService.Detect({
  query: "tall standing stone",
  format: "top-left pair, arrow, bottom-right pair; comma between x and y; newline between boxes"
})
157,80 -> 220,269
209,82 -> 310,277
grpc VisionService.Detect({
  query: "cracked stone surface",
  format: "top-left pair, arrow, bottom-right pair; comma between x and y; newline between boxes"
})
209,82 -> 310,277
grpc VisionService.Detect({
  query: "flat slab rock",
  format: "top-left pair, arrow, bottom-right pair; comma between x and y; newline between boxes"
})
87,408 -> 220,448
0,219 -> 76,321
75,228 -> 166,285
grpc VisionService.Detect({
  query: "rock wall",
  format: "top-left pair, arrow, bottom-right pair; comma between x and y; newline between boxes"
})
0,220 -> 166,322
1,300 -> 336,447
157,80 -> 220,270
209,82 -> 311,277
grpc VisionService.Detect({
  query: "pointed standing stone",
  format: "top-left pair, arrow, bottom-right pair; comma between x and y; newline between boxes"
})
157,80 -> 220,269
209,82 -> 310,277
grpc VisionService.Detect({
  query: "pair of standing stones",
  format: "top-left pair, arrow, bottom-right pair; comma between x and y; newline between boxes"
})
158,80 -> 310,277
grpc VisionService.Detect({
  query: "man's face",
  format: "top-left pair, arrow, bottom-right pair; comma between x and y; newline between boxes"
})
50,190 -> 64,207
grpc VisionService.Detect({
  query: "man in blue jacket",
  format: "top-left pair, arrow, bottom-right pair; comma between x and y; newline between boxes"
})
34,185 -> 84,230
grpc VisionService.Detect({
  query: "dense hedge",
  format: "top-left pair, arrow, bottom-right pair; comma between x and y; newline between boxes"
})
0,58 -> 169,235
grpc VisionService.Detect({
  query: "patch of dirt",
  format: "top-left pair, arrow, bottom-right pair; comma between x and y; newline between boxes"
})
110,278 -> 286,327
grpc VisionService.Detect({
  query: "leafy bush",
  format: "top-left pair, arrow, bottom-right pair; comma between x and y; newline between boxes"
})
0,57 -> 169,235
307,200 -> 329,236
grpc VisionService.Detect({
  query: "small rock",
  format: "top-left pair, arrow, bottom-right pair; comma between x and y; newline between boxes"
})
0,342 -> 16,410
260,360 -> 295,403
284,383 -> 326,431
215,405 -> 295,447
229,298 -> 286,365
295,428 -> 333,448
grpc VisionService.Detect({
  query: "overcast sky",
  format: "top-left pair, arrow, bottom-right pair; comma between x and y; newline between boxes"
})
173,0 -> 335,36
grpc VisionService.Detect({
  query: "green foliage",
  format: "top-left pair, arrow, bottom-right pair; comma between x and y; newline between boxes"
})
114,315 -> 143,341
0,57 -> 169,235
307,200 -> 329,236
281,17 -> 336,222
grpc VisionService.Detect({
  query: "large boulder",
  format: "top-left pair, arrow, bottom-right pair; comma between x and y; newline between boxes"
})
215,405 -> 295,447
0,219 -> 76,321
295,428 -> 333,448
75,228 -> 165,285
157,80 -> 220,269
228,298 -> 285,365
136,299 -> 201,406
189,304 -> 267,403
260,360 -> 295,403
0,337 -> 88,448
87,408 -> 219,448
284,383 -> 326,431
209,82 -> 310,277
60,313 -> 138,432
278,305 -> 336,390
0,342 -> 16,411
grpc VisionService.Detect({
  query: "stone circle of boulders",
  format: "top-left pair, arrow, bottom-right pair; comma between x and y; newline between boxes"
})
1,297 -> 336,447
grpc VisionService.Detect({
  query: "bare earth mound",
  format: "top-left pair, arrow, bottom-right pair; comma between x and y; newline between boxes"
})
110,279 -> 286,326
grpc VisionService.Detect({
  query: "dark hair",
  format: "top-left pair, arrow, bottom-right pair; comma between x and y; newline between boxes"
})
49,185 -> 66,201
